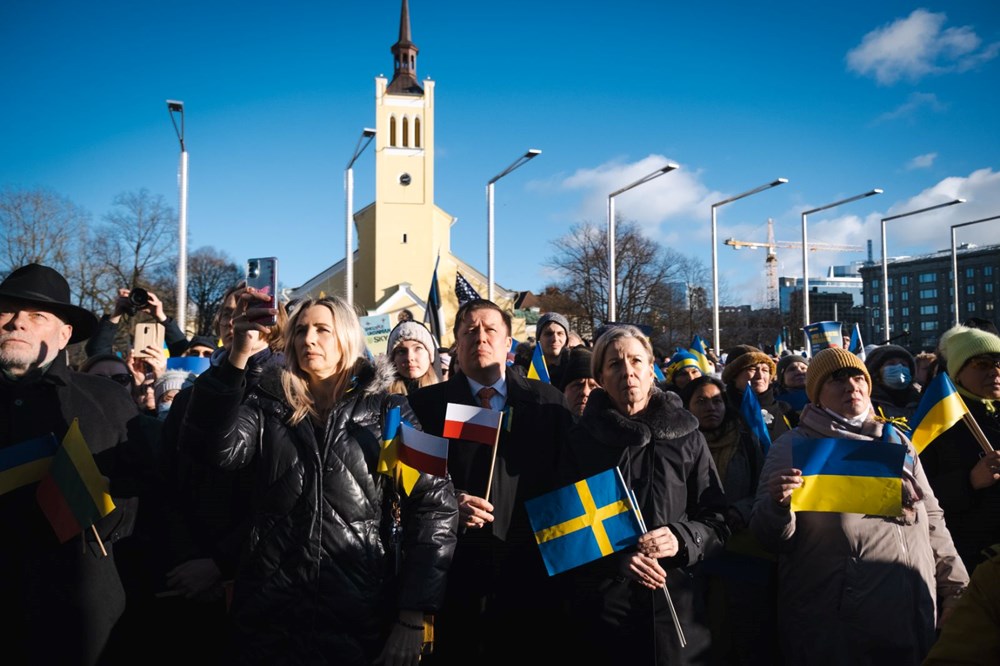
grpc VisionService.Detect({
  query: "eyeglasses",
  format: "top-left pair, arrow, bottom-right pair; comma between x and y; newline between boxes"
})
967,357 -> 1000,372
95,373 -> 133,387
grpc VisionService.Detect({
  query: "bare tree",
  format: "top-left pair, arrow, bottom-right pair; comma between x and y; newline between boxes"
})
94,189 -> 177,290
150,246 -> 243,335
544,219 -> 699,331
0,187 -> 90,278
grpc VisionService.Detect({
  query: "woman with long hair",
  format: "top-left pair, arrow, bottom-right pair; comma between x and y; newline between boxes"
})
179,293 -> 458,665
387,320 -> 440,396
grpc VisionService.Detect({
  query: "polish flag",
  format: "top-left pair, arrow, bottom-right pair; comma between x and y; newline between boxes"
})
398,424 -> 449,477
443,403 -> 503,446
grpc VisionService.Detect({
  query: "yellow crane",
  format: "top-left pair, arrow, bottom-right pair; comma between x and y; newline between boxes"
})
724,218 -> 863,310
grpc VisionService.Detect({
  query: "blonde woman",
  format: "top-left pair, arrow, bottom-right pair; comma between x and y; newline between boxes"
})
179,294 -> 457,666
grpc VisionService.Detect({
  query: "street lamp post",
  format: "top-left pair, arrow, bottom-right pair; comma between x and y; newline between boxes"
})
951,213 -> 1000,325
710,178 -> 787,356
880,199 -> 965,338
345,128 -> 376,310
801,189 -> 882,351
607,163 -> 679,323
166,101 -> 188,332
487,149 -> 541,302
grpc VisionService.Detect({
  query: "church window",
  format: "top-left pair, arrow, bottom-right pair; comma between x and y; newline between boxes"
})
414,116 -> 421,148
402,233 -> 408,244
402,116 -> 409,147
389,116 -> 397,147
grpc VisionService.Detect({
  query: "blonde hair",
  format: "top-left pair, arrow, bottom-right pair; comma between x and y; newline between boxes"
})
591,325 -> 655,382
213,281 -> 287,351
281,297 -> 366,425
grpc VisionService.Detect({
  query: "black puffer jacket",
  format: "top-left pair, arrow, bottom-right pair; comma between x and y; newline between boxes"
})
179,357 -> 458,664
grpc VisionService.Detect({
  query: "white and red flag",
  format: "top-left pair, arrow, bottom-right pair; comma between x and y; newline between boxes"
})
443,403 -> 503,445
397,424 -> 449,477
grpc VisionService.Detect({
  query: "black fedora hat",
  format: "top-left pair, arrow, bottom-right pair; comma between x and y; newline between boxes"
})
0,264 -> 99,343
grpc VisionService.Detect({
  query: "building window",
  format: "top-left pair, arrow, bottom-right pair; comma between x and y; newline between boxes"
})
402,233 -> 408,244
900,275 -> 909,285
987,283 -> 994,293
919,289 -> 937,299
872,294 -> 879,304
402,116 -> 409,147
986,266 -> 994,276
390,116 -> 397,146
872,278 -> 880,288
967,285 -> 976,295
901,291 -> 909,301
919,273 -> 935,283
920,305 -> 938,315
414,116 -> 421,148
988,302 -> 995,312
901,307 -> 909,317
920,321 -> 937,331
968,302 -> 977,312
966,268 -> 976,278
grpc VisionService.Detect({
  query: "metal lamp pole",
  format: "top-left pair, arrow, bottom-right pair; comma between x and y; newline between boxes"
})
951,213 -> 1000,325
487,149 -> 541,302
607,163 -> 679,323
880,199 -> 965,338
710,178 -> 787,356
167,101 -> 188,332
801,189 -> 882,351
345,128 -> 376,309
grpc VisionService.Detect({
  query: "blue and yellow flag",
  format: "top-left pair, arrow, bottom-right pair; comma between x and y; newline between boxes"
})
527,343 -> 550,383
526,468 -> 643,576
774,332 -> 785,357
689,335 -> 712,374
0,433 -> 58,496
909,373 -> 969,454
791,438 -> 905,516
377,406 -> 420,495
739,383 -> 772,455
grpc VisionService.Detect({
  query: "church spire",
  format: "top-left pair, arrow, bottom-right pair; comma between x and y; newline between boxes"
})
388,0 -> 423,94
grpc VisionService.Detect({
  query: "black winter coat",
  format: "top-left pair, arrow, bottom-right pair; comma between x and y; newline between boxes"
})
179,357 -> 458,665
563,388 -> 729,666
0,353 -> 148,665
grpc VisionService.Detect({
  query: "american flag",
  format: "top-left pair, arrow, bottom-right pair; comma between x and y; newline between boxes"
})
456,272 -> 482,306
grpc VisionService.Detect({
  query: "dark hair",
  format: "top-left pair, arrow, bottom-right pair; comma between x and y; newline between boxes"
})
79,353 -> 128,374
680,375 -> 726,410
452,299 -> 512,337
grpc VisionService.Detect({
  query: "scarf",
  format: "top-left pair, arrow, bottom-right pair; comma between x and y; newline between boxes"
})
702,418 -> 741,481
956,384 -> 999,416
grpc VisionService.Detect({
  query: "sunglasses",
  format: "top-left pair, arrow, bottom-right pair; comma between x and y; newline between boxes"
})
967,357 -> 1000,372
183,349 -> 215,358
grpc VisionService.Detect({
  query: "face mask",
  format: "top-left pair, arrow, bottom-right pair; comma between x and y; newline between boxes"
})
157,402 -> 173,420
881,364 -> 911,388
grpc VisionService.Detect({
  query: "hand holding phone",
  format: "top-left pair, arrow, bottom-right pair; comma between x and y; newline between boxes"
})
246,257 -> 278,326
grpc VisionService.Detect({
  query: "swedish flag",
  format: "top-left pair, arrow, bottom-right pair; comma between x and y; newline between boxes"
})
526,468 -> 642,576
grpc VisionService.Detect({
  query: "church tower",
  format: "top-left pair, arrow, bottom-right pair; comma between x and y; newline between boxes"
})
354,0 -> 453,307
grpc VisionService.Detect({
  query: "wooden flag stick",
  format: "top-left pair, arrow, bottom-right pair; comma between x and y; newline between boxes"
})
962,413 -> 995,455
90,525 -> 108,557
483,422 -> 502,502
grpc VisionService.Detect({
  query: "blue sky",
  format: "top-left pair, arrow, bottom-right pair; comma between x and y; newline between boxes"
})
3,1 -> 998,307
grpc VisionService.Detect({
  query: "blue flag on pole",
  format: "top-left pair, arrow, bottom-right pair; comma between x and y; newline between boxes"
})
740,383 -> 772,455
775,332 -> 785,357
526,467 -> 643,576
848,323 -> 866,361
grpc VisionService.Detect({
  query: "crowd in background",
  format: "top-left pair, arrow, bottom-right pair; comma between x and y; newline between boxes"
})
3,261 -> 1000,665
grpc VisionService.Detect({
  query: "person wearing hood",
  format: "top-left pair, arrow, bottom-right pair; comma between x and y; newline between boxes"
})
561,346 -> 598,421
865,344 -> 921,420
179,295 -> 458,664
387,320 -> 440,396
921,325 -> 1000,573
751,348 -> 968,664
562,325 -> 728,665
722,345 -> 793,441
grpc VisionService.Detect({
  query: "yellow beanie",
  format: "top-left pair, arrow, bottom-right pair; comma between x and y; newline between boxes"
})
806,347 -> 872,405
940,325 -> 1000,377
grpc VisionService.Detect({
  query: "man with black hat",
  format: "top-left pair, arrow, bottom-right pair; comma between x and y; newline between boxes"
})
0,263 -> 146,665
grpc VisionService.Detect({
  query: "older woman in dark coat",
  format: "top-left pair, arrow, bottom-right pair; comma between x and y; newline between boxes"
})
562,325 -> 728,665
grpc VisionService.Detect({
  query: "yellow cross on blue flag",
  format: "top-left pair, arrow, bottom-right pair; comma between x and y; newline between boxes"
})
791,438 -> 905,516
525,467 -> 642,576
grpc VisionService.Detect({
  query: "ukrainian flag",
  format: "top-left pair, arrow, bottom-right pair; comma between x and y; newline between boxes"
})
526,468 -> 642,576
774,333 -> 785,357
791,438 -> 905,516
0,433 -> 58,496
910,373 -> 969,454
527,342 -> 550,383
689,335 -> 712,374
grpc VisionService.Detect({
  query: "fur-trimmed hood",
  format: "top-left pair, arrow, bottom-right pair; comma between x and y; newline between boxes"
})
580,387 -> 700,450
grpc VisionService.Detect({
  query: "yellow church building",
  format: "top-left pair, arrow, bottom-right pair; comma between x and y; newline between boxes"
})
290,0 -> 521,346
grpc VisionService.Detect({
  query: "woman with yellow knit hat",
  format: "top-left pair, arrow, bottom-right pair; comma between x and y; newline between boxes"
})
751,347 -> 968,665
921,325 -> 1000,573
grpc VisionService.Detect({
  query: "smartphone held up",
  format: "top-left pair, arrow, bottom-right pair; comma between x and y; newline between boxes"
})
246,257 -> 278,326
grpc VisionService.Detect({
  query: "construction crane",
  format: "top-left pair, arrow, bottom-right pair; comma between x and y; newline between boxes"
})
724,218 -> 863,310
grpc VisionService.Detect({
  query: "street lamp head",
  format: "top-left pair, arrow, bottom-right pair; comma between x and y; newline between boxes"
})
774,178 -> 789,186
166,100 -> 184,113
526,149 -> 542,157
660,163 -> 680,173
362,128 -> 376,137
870,189 -> 884,196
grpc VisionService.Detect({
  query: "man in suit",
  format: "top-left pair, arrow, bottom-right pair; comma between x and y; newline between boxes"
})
409,299 -> 573,665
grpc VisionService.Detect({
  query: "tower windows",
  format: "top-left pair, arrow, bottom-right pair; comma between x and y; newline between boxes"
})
414,116 -> 421,148
402,116 -> 409,147
390,116 -> 397,147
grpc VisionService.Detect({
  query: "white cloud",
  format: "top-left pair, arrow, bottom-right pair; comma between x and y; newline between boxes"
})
559,154 -> 723,239
847,9 -> 999,85
906,152 -> 938,170
873,92 -> 946,124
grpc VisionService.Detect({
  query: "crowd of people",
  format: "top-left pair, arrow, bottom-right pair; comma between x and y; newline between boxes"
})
2,261 -> 1000,665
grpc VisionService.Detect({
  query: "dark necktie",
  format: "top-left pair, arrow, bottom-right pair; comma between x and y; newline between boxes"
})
477,387 -> 497,409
